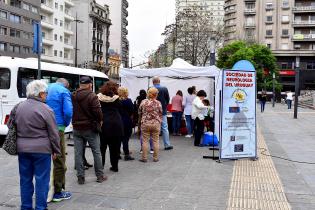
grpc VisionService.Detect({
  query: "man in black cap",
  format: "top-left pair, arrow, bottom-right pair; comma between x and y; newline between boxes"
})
72,76 -> 107,184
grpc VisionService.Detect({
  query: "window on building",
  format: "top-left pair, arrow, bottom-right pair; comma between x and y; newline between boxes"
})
282,0 -> 289,7
42,32 -> 46,39
0,11 -> 7,19
22,2 -> 30,11
59,51 -> 62,57
55,2 -> 58,9
41,0 -> 46,3
266,30 -> 273,36
64,52 -> 68,59
60,35 -> 63,42
281,63 -> 288,69
10,44 -> 20,53
10,14 -> 21,23
0,26 -> 7,35
23,47 -> 30,54
42,48 -> 46,55
281,43 -> 289,49
23,17 -> 31,24
54,18 -> 58,25
54,34 -> 57,40
266,16 -> 272,22
267,43 -> 271,49
10,0 -> 21,8
266,3 -> 273,9
282,29 -> 289,36
23,32 -> 30,39
282,15 -> 289,22
0,42 -> 7,51
60,5 -> 63,11
54,50 -> 57,56
10,29 -> 20,38
60,20 -> 63,27
31,6 -> 38,14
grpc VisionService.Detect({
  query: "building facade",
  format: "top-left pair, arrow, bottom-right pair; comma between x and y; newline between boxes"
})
97,0 -> 129,68
224,0 -> 315,90
72,0 -> 111,72
40,0 -> 74,65
0,0 -> 40,58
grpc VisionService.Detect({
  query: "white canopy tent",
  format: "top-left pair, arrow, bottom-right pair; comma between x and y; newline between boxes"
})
119,58 -> 222,135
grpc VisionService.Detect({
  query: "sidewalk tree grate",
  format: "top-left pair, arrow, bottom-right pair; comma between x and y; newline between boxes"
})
226,126 -> 291,210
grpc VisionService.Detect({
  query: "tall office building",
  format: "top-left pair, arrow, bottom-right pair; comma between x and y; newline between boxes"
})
72,0 -> 111,71
224,0 -> 315,90
97,0 -> 129,68
0,0 -> 40,58
40,0 -> 74,65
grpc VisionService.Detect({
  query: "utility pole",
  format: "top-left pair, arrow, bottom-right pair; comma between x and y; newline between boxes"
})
294,56 -> 300,119
74,13 -> 83,67
272,72 -> 275,107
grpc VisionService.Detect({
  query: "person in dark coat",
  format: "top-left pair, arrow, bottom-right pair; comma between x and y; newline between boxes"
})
259,91 -> 267,112
97,81 -> 124,172
118,87 -> 135,161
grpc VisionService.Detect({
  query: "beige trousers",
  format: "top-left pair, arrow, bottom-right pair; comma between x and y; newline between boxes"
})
141,123 -> 160,161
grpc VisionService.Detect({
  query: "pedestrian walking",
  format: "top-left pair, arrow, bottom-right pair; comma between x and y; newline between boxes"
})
46,78 -> 73,202
152,76 -> 173,150
259,90 -> 267,112
98,81 -> 124,172
118,87 -> 135,161
182,87 -> 196,138
192,90 -> 208,146
15,80 -> 61,210
138,87 -> 163,162
72,76 -> 106,185
171,90 -> 183,136
286,91 -> 293,109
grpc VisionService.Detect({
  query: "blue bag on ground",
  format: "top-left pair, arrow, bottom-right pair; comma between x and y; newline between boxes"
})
201,132 -> 218,146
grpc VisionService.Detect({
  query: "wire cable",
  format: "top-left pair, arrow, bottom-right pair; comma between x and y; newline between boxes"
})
259,147 -> 315,165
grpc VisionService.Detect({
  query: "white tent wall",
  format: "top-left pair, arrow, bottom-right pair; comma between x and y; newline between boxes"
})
120,77 -> 149,102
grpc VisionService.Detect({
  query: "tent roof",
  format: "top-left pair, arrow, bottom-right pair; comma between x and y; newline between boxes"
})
169,58 -> 196,68
120,65 -> 221,78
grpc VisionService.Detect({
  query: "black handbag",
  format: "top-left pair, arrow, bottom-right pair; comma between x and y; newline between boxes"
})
3,103 -> 21,155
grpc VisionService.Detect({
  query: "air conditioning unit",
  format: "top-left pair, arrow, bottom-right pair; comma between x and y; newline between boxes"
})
294,44 -> 301,49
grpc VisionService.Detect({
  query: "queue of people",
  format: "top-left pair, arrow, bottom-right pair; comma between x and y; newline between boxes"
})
11,76 -> 212,210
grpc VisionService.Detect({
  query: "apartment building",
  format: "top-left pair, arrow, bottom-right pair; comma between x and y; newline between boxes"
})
0,0 -> 40,58
224,0 -> 315,90
98,0 -> 129,68
40,0 -> 74,65
72,0 -> 111,72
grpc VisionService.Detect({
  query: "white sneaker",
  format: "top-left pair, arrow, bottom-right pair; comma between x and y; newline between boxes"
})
185,134 -> 192,138
150,150 -> 154,154
140,150 -> 143,154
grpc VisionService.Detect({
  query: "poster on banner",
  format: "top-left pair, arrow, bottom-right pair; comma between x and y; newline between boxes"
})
220,69 -> 257,159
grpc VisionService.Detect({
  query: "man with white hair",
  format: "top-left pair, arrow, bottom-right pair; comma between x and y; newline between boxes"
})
46,78 -> 73,202
152,76 -> 173,150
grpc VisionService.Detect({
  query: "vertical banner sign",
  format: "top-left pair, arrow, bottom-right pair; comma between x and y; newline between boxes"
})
32,22 -> 42,54
220,68 -> 257,159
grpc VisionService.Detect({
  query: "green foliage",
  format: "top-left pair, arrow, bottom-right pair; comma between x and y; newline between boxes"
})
217,41 -> 281,91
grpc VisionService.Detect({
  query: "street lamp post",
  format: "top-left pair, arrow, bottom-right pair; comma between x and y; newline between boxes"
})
272,72 -> 275,107
294,56 -> 300,119
74,13 -> 84,67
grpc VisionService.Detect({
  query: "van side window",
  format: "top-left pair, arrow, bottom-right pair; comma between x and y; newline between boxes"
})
42,71 -> 79,92
0,68 -> 10,89
94,77 -> 108,93
17,68 -> 36,98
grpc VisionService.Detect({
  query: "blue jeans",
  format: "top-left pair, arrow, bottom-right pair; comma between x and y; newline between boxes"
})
161,115 -> 171,147
172,112 -> 182,134
185,115 -> 194,135
260,101 -> 266,112
287,100 -> 292,109
73,129 -> 104,178
18,153 -> 51,210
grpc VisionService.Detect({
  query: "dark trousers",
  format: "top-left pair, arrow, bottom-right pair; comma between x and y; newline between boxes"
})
172,112 -> 182,134
53,131 -> 66,193
100,135 -> 121,170
287,100 -> 292,109
122,128 -> 132,155
18,153 -> 51,210
260,101 -> 266,112
193,118 -> 204,146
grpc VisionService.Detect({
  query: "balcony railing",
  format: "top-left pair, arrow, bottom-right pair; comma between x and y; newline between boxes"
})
292,6 -> 315,13
292,20 -> 315,26
292,34 -> 315,41
244,8 -> 256,14
244,23 -> 256,28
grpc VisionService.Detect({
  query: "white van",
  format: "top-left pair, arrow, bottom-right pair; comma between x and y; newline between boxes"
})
0,56 -> 108,145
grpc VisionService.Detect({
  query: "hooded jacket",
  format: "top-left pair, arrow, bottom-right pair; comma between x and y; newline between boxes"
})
98,93 -> 124,137
72,88 -> 103,131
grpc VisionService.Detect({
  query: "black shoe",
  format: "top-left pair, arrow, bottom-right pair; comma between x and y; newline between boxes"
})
96,175 -> 108,183
110,167 -> 118,172
164,146 -> 173,150
118,156 -> 122,160
124,155 -> 135,161
77,176 -> 85,185
84,162 -> 93,168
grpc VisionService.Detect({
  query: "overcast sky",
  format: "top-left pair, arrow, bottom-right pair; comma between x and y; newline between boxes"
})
128,0 -> 175,66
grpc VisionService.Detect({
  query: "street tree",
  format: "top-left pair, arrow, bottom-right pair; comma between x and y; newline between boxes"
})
217,41 -> 281,91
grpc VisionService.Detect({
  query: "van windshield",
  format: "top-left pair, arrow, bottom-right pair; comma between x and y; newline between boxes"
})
0,68 -> 10,89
